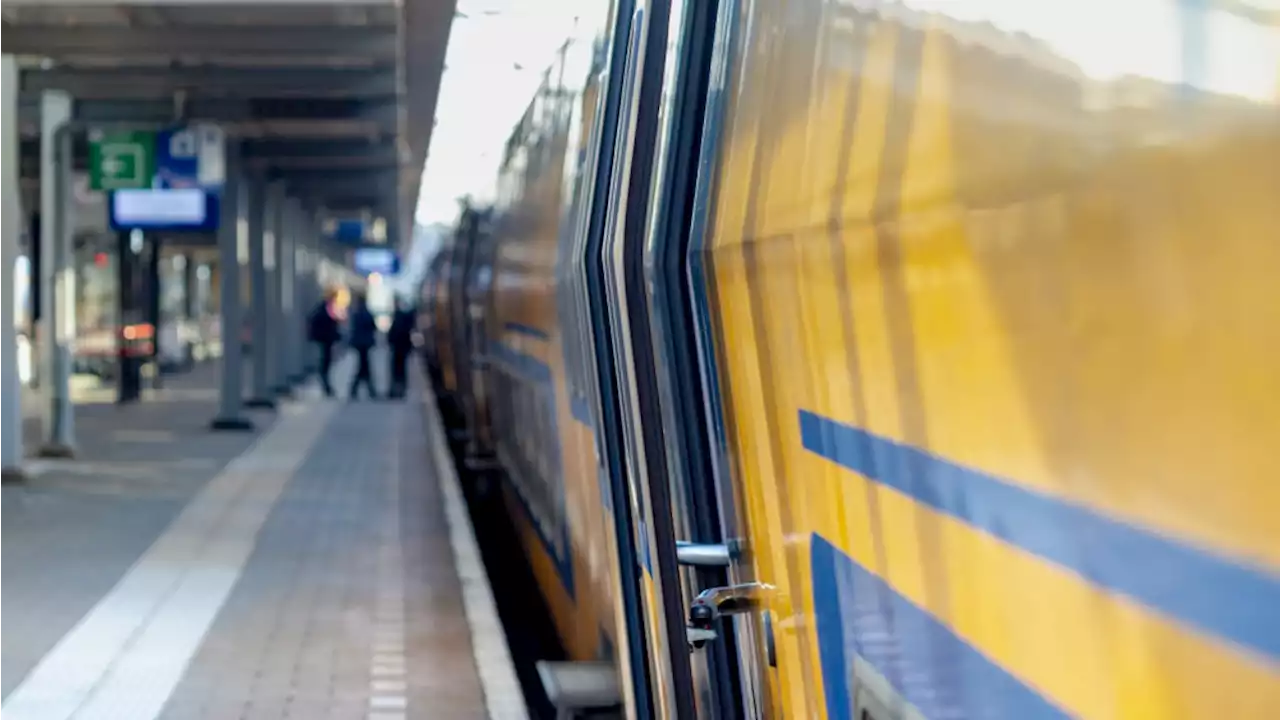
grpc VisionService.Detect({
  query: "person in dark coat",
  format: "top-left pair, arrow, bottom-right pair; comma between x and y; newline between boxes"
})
306,288 -> 341,397
386,298 -> 416,399
346,292 -> 380,400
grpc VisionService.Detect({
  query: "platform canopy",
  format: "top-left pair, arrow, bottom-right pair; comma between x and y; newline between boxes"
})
3,0 -> 456,247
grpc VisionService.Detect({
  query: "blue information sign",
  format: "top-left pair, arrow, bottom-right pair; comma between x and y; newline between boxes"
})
155,125 -> 225,190
108,188 -> 220,233
333,220 -> 365,244
155,127 -> 200,189
353,248 -> 399,276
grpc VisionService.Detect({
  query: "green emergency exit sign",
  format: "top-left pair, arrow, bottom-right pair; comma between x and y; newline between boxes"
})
88,130 -> 156,190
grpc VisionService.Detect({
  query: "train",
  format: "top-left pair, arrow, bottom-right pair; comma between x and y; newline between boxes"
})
420,0 -> 1280,718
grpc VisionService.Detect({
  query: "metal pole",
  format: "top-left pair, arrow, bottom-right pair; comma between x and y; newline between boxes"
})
300,205 -> 317,378
268,183 -> 290,398
2,55 -> 26,482
181,250 -> 196,369
245,173 -> 274,409
289,198 -> 303,385
294,202 -> 308,381
210,142 -> 252,430
280,196 -> 299,386
115,229 -> 142,403
144,234 -> 161,390
295,202 -> 310,381
38,92 -> 74,458
296,208 -> 310,381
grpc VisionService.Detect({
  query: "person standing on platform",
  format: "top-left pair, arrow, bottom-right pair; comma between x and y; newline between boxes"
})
387,298 -> 416,399
307,288 -> 341,397
346,292 -> 380,400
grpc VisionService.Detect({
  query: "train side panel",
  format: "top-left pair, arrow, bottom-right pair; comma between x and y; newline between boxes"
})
432,236 -> 460,398
486,33 -> 627,664
701,1 -> 1280,718
418,252 -> 448,387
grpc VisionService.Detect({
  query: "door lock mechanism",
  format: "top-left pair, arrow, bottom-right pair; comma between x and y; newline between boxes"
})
686,582 -> 775,649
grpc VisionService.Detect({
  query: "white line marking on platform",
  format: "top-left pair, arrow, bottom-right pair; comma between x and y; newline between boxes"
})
366,410 -> 409,720
1,397 -> 338,720
421,388 -> 531,720
369,695 -> 408,711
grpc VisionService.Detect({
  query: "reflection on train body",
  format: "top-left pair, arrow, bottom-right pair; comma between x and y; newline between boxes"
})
423,0 -> 1280,717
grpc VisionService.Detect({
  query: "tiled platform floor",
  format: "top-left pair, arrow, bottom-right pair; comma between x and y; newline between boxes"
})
4,361 -> 276,700
3,356 -> 512,720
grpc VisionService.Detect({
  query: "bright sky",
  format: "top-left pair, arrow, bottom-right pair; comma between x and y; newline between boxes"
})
414,0 -> 1279,227
413,0 -> 582,226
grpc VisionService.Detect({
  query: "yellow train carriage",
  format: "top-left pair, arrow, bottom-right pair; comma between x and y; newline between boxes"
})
699,0 -> 1280,718
429,232 -> 461,398
482,12 -> 639,684
424,0 -> 1280,717
423,2 -> 674,714
417,250 -> 448,387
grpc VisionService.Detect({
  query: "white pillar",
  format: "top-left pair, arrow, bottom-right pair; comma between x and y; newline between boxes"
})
2,56 -> 26,481
38,89 -> 74,457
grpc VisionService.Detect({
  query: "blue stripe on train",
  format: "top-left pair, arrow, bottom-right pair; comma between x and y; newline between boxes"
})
811,534 -> 1069,719
494,341 -> 606,517
800,410 -> 1280,662
567,393 -> 606,510
490,342 -> 554,385
504,322 -> 552,341
488,340 -> 574,598
570,394 -> 594,427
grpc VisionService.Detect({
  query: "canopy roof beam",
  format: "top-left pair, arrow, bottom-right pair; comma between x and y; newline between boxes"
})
22,66 -> 397,99
2,26 -> 397,59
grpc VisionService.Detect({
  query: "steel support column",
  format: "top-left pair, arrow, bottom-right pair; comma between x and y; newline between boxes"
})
281,196 -> 301,386
37,90 -> 74,458
268,182 -> 291,398
300,205 -> 318,377
2,56 -> 25,482
293,199 -> 307,384
245,173 -> 274,409
181,250 -> 196,368
210,143 -> 253,431
295,207 -> 310,378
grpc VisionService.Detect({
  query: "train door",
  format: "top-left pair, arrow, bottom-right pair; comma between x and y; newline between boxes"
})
599,0 -> 721,716
450,209 -> 479,432
680,0 -> 915,716
463,214 -> 498,464
631,0 -> 759,717
420,253 -> 448,387
678,0 -> 785,715
570,0 -> 660,717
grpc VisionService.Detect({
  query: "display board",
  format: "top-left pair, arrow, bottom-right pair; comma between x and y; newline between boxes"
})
109,188 -> 219,232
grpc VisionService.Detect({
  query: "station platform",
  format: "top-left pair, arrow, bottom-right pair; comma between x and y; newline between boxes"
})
2,354 -> 524,720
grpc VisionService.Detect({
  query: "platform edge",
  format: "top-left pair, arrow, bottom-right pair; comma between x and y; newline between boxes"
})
420,386 -> 531,720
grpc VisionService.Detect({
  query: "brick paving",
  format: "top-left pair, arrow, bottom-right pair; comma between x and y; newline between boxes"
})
157,394 -> 484,720
19,360 -> 257,456
2,362 -> 276,699
3,354 -> 492,719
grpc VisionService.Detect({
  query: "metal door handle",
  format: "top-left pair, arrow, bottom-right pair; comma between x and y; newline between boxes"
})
686,582 -> 775,649
675,541 -> 730,567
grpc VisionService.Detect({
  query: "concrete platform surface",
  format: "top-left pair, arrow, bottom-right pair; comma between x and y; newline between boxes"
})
2,356 -> 522,720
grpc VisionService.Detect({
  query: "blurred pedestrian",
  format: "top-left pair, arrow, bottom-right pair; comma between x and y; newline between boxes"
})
307,288 -> 340,397
346,292 -> 380,400
387,298 -> 416,399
